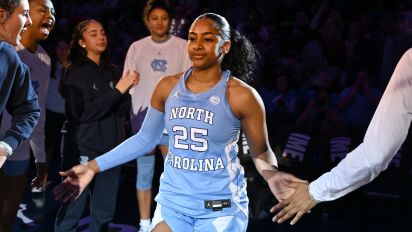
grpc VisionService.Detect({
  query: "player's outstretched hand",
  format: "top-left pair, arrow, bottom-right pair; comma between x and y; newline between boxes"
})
53,162 -> 96,203
270,182 -> 318,225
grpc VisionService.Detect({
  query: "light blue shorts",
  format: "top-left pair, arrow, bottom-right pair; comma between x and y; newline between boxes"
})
150,204 -> 248,232
0,159 -> 29,176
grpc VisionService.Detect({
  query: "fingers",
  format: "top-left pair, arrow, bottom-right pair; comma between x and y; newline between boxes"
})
53,184 -> 67,201
290,211 -> 305,225
62,186 -> 78,203
271,202 -> 312,225
53,177 -> 72,199
59,170 -> 71,177
270,201 -> 287,213
53,181 -> 80,203
272,205 -> 297,223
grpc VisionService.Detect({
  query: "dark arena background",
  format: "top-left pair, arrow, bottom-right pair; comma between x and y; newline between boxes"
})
9,0 -> 412,231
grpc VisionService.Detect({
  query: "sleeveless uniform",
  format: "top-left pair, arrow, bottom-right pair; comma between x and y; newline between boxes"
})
153,68 -> 249,231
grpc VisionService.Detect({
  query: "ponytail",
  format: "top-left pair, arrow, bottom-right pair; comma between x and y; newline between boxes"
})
222,30 -> 259,82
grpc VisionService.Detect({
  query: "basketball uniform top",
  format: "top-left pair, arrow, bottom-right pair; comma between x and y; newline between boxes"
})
155,68 -> 249,218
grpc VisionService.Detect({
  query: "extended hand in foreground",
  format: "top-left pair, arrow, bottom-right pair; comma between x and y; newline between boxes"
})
270,182 -> 318,225
53,162 -> 97,203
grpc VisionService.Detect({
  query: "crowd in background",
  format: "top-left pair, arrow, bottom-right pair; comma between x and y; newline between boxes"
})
44,0 -> 412,142
24,0 -> 412,230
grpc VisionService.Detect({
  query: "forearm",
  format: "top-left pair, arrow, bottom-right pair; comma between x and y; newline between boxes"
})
5,64 -> 40,150
94,106 -> 164,172
253,150 -> 279,182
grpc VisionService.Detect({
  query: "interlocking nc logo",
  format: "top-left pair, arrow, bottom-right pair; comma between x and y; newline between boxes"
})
151,59 -> 167,72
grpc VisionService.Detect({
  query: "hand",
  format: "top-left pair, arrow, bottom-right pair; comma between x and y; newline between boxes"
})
53,162 -> 96,203
0,156 -> 6,169
270,182 -> 318,225
267,171 -> 308,202
0,147 -> 8,168
115,70 -> 139,94
31,162 -> 49,188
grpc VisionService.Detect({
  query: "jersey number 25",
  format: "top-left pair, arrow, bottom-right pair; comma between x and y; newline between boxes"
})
173,125 -> 208,152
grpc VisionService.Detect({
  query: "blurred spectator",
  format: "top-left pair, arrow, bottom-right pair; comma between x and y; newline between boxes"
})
260,72 -> 298,138
336,69 -> 382,142
379,11 -> 412,89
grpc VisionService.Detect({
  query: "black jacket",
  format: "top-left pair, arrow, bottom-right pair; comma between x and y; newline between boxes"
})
63,58 -> 130,158
0,41 -> 40,150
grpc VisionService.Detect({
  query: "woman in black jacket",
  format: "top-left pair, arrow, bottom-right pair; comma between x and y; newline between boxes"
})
55,19 -> 138,232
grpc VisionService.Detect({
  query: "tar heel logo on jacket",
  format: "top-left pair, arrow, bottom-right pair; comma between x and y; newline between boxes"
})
209,95 -> 220,105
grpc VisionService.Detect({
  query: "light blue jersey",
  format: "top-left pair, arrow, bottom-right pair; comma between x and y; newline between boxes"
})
155,68 -> 248,218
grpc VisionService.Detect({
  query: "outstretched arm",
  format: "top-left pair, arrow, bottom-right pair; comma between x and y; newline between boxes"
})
271,48 -> 412,225
53,74 -> 178,202
229,80 -> 307,202
53,106 -> 164,202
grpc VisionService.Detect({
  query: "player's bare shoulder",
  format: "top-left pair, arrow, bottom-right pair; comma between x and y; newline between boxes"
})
227,76 -> 261,118
154,72 -> 185,104
158,72 -> 183,89
227,76 -> 257,101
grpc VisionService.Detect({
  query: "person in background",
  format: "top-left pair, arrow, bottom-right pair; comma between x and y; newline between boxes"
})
336,69 -> 381,143
54,19 -> 138,232
122,0 -> 191,231
45,38 -> 69,181
0,0 -> 38,170
0,0 -> 53,230
53,13 -> 305,232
